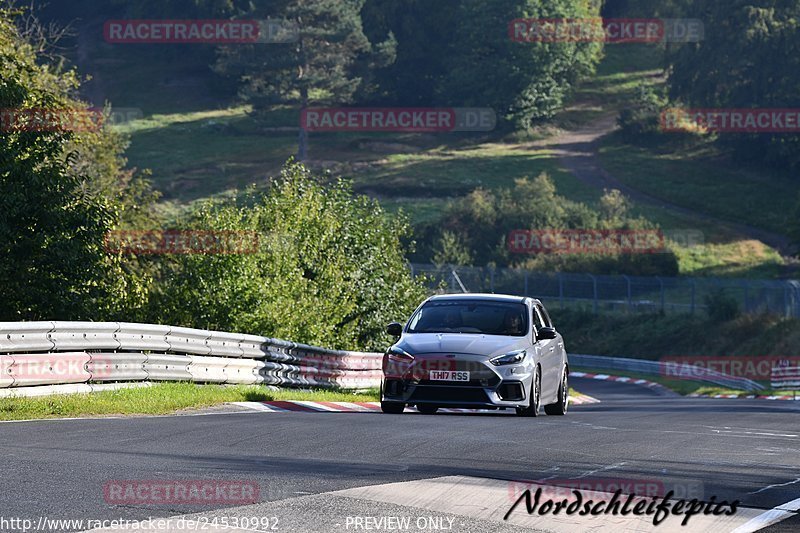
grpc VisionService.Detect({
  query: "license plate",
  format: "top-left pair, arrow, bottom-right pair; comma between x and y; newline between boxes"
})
429,370 -> 470,382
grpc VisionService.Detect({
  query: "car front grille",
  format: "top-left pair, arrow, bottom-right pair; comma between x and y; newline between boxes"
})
408,385 -> 490,403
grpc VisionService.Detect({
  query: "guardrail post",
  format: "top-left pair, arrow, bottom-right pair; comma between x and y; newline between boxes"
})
558,273 -> 564,309
589,274 -> 598,314
657,276 -> 665,312
623,275 -> 632,313
691,281 -> 696,315
490,268 -> 495,293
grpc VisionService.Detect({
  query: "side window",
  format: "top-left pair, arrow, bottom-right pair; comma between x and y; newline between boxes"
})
536,304 -> 553,328
532,306 -> 546,331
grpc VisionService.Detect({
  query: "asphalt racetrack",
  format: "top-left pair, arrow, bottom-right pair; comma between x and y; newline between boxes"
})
1,377 -> 798,532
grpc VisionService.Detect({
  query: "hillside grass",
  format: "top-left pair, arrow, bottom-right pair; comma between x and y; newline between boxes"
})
101,41 -> 792,276
120,107 -> 595,224
557,43 -> 665,129
598,133 -> 797,236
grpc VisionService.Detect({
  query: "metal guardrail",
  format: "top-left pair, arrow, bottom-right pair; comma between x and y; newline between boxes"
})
0,322 -> 382,394
570,354 -> 764,391
0,322 -> 769,396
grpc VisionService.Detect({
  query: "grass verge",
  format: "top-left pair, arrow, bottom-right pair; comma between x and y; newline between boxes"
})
0,382 -> 595,421
0,382 -> 380,421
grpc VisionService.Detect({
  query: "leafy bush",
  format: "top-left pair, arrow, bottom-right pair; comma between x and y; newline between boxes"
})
147,161 -> 427,351
704,289 -> 741,323
414,173 -> 679,276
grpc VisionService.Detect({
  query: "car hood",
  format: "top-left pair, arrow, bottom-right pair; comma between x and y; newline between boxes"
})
395,333 -> 529,358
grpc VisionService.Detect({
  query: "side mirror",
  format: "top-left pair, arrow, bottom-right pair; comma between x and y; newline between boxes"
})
386,322 -> 403,337
537,327 -> 557,340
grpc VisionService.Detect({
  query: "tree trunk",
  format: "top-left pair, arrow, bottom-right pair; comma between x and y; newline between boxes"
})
298,87 -> 309,161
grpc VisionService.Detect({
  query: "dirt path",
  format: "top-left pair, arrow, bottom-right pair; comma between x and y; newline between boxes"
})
533,114 -> 794,256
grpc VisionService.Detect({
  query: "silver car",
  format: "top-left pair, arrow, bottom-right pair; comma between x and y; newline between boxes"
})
381,294 -> 569,416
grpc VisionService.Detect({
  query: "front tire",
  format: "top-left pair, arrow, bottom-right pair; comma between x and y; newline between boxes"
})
381,401 -> 405,414
544,368 -> 569,416
516,367 -> 541,417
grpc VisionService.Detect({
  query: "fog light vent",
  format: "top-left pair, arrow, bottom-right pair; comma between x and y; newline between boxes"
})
385,379 -> 403,396
497,382 -> 524,401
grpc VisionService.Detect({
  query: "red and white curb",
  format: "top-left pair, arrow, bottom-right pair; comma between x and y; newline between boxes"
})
573,371 -> 799,402
571,371 -> 672,393
231,395 -> 599,414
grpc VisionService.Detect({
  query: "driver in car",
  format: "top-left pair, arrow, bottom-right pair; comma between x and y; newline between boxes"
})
442,310 -> 462,331
500,311 -> 524,336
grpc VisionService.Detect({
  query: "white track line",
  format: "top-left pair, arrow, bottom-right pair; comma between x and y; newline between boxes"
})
731,496 -> 800,532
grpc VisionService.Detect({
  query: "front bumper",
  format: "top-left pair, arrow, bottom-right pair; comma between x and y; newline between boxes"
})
382,353 -> 534,409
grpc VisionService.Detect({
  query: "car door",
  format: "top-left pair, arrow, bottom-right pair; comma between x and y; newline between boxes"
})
533,303 -> 559,402
538,302 -> 566,368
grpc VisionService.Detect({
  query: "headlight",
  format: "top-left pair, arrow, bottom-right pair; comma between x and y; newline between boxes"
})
387,347 -> 414,363
490,350 -> 526,366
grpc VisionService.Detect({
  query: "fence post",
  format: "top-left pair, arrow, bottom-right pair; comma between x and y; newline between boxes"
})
691,280 -> 696,315
657,276 -> 665,312
589,274 -> 598,314
743,281 -> 749,313
558,273 -> 564,309
792,281 -> 800,318
783,285 -> 788,318
623,275 -> 632,312
490,267 -> 495,294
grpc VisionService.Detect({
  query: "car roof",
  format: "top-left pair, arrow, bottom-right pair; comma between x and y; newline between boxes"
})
427,293 -> 540,305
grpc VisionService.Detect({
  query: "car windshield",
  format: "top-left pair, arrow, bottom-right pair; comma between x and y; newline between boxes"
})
407,300 -> 528,336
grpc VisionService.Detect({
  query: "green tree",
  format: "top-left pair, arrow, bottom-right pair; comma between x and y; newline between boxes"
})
150,161 -> 426,350
359,0 -> 456,105
432,231 -> 474,267
668,0 -> 800,168
214,0 -> 395,159
0,9 -> 152,320
107,0 -> 234,18
414,173 -> 678,276
439,0 -> 604,130
599,189 -> 630,224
